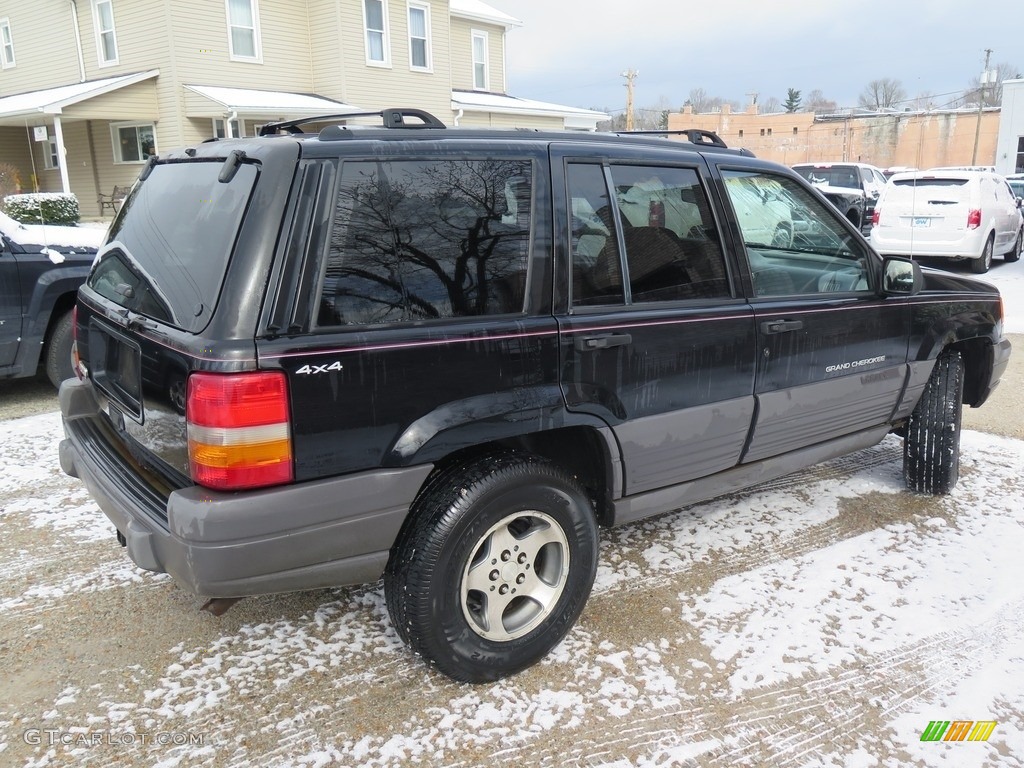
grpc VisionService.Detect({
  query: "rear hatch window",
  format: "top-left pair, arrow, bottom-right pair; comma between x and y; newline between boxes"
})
88,160 -> 258,333
884,177 -> 970,215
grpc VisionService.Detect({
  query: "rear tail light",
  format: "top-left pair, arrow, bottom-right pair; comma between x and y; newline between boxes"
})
71,306 -> 83,380
967,209 -> 982,229
871,208 -> 880,227
186,372 -> 294,491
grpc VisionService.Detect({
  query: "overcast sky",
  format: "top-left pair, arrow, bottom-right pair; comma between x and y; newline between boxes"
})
483,0 -> 1020,115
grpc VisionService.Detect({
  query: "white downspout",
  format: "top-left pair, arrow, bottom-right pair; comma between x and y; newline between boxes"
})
454,108 -> 463,127
52,116 -> 71,194
69,1 -> 86,82
226,110 -> 238,137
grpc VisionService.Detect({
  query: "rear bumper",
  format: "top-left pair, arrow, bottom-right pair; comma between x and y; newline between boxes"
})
870,229 -> 985,259
59,377 -> 432,597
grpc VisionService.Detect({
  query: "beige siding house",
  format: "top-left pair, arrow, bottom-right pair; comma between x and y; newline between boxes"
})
0,0 -> 605,218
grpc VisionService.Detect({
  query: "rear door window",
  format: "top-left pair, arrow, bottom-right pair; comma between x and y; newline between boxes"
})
90,161 -> 258,332
569,162 -> 729,306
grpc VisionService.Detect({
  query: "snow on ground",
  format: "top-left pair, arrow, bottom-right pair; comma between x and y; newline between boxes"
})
1,411 -> 1022,766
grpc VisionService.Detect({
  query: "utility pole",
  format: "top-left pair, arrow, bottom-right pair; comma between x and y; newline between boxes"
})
972,48 -> 993,166
621,69 -> 638,131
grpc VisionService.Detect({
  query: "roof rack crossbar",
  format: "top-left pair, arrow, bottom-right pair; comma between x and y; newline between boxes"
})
259,108 -> 446,136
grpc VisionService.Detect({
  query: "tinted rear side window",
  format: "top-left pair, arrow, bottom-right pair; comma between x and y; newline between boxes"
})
90,161 -> 257,332
317,159 -> 532,326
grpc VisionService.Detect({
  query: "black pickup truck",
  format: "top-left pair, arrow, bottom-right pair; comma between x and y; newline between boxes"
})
792,162 -> 889,233
1,215 -> 101,386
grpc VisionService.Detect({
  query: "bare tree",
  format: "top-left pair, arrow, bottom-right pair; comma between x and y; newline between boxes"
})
909,92 -> 937,110
805,89 -> 837,114
685,87 -> 714,113
761,96 -> 782,114
858,78 -> 906,110
962,61 -> 1022,107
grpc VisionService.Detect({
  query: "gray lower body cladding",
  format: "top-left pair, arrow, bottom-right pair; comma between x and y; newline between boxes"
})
59,378 -> 432,597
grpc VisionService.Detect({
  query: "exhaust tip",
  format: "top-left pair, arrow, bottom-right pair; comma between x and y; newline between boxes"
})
200,597 -> 244,616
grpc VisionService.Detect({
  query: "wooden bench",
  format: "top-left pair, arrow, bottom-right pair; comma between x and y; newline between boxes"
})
98,185 -> 131,214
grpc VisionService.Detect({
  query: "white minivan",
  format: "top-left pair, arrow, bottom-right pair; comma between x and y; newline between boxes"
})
869,169 -> 1023,273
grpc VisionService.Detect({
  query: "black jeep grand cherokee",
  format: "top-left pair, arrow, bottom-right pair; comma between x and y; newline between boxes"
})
59,109 -> 1011,682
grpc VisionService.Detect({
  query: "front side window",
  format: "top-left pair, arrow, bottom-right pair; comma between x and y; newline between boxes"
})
569,163 -> 729,306
0,18 -> 15,68
364,0 -> 389,65
318,158 -> 532,326
471,30 -> 488,90
93,0 -> 118,65
408,2 -> 431,71
722,169 -> 871,297
226,0 -> 261,61
111,123 -> 156,164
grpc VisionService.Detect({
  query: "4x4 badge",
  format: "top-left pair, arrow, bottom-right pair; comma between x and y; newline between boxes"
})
295,361 -> 344,375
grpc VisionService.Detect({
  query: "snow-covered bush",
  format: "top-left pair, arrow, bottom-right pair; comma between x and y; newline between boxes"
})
3,192 -> 80,225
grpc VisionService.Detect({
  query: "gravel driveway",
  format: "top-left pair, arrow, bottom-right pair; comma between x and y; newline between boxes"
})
1,335 -> 1021,767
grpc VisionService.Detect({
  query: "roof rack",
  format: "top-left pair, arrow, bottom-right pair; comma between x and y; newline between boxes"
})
616,128 -> 728,148
258,108 -> 446,136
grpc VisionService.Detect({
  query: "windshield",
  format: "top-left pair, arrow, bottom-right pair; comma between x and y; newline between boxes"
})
89,160 -> 258,333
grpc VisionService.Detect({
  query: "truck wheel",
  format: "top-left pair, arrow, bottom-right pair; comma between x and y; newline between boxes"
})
44,310 -> 74,388
971,235 -> 993,273
384,452 -> 598,683
1005,229 -> 1022,263
903,350 -> 963,494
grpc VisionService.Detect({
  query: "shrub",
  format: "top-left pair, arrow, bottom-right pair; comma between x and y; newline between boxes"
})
0,162 -> 21,199
3,193 -> 80,225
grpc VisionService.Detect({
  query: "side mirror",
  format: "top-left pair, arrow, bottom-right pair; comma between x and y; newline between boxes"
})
881,256 -> 924,296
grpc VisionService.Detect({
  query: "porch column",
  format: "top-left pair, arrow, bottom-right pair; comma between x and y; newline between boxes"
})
52,115 -> 71,194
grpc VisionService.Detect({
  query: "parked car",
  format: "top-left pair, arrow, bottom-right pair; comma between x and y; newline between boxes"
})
1005,173 -> 1024,200
792,162 -> 888,231
1,212 -> 103,386
870,169 -> 1023,273
59,109 -> 1011,683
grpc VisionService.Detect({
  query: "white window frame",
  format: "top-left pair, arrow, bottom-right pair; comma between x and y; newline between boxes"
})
407,2 -> 431,73
212,118 -> 243,139
225,0 -> 262,63
92,0 -> 118,67
42,134 -> 59,170
471,29 -> 489,91
362,0 -> 390,67
110,122 -> 156,164
0,18 -> 15,69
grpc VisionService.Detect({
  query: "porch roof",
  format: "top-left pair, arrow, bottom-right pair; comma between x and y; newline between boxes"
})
183,85 -> 361,120
0,70 -> 160,125
452,90 -> 608,130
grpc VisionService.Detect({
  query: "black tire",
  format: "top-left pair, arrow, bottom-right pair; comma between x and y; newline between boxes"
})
970,234 -> 993,274
903,351 -> 964,494
384,451 -> 598,683
44,310 -> 74,388
1005,229 -> 1022,263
